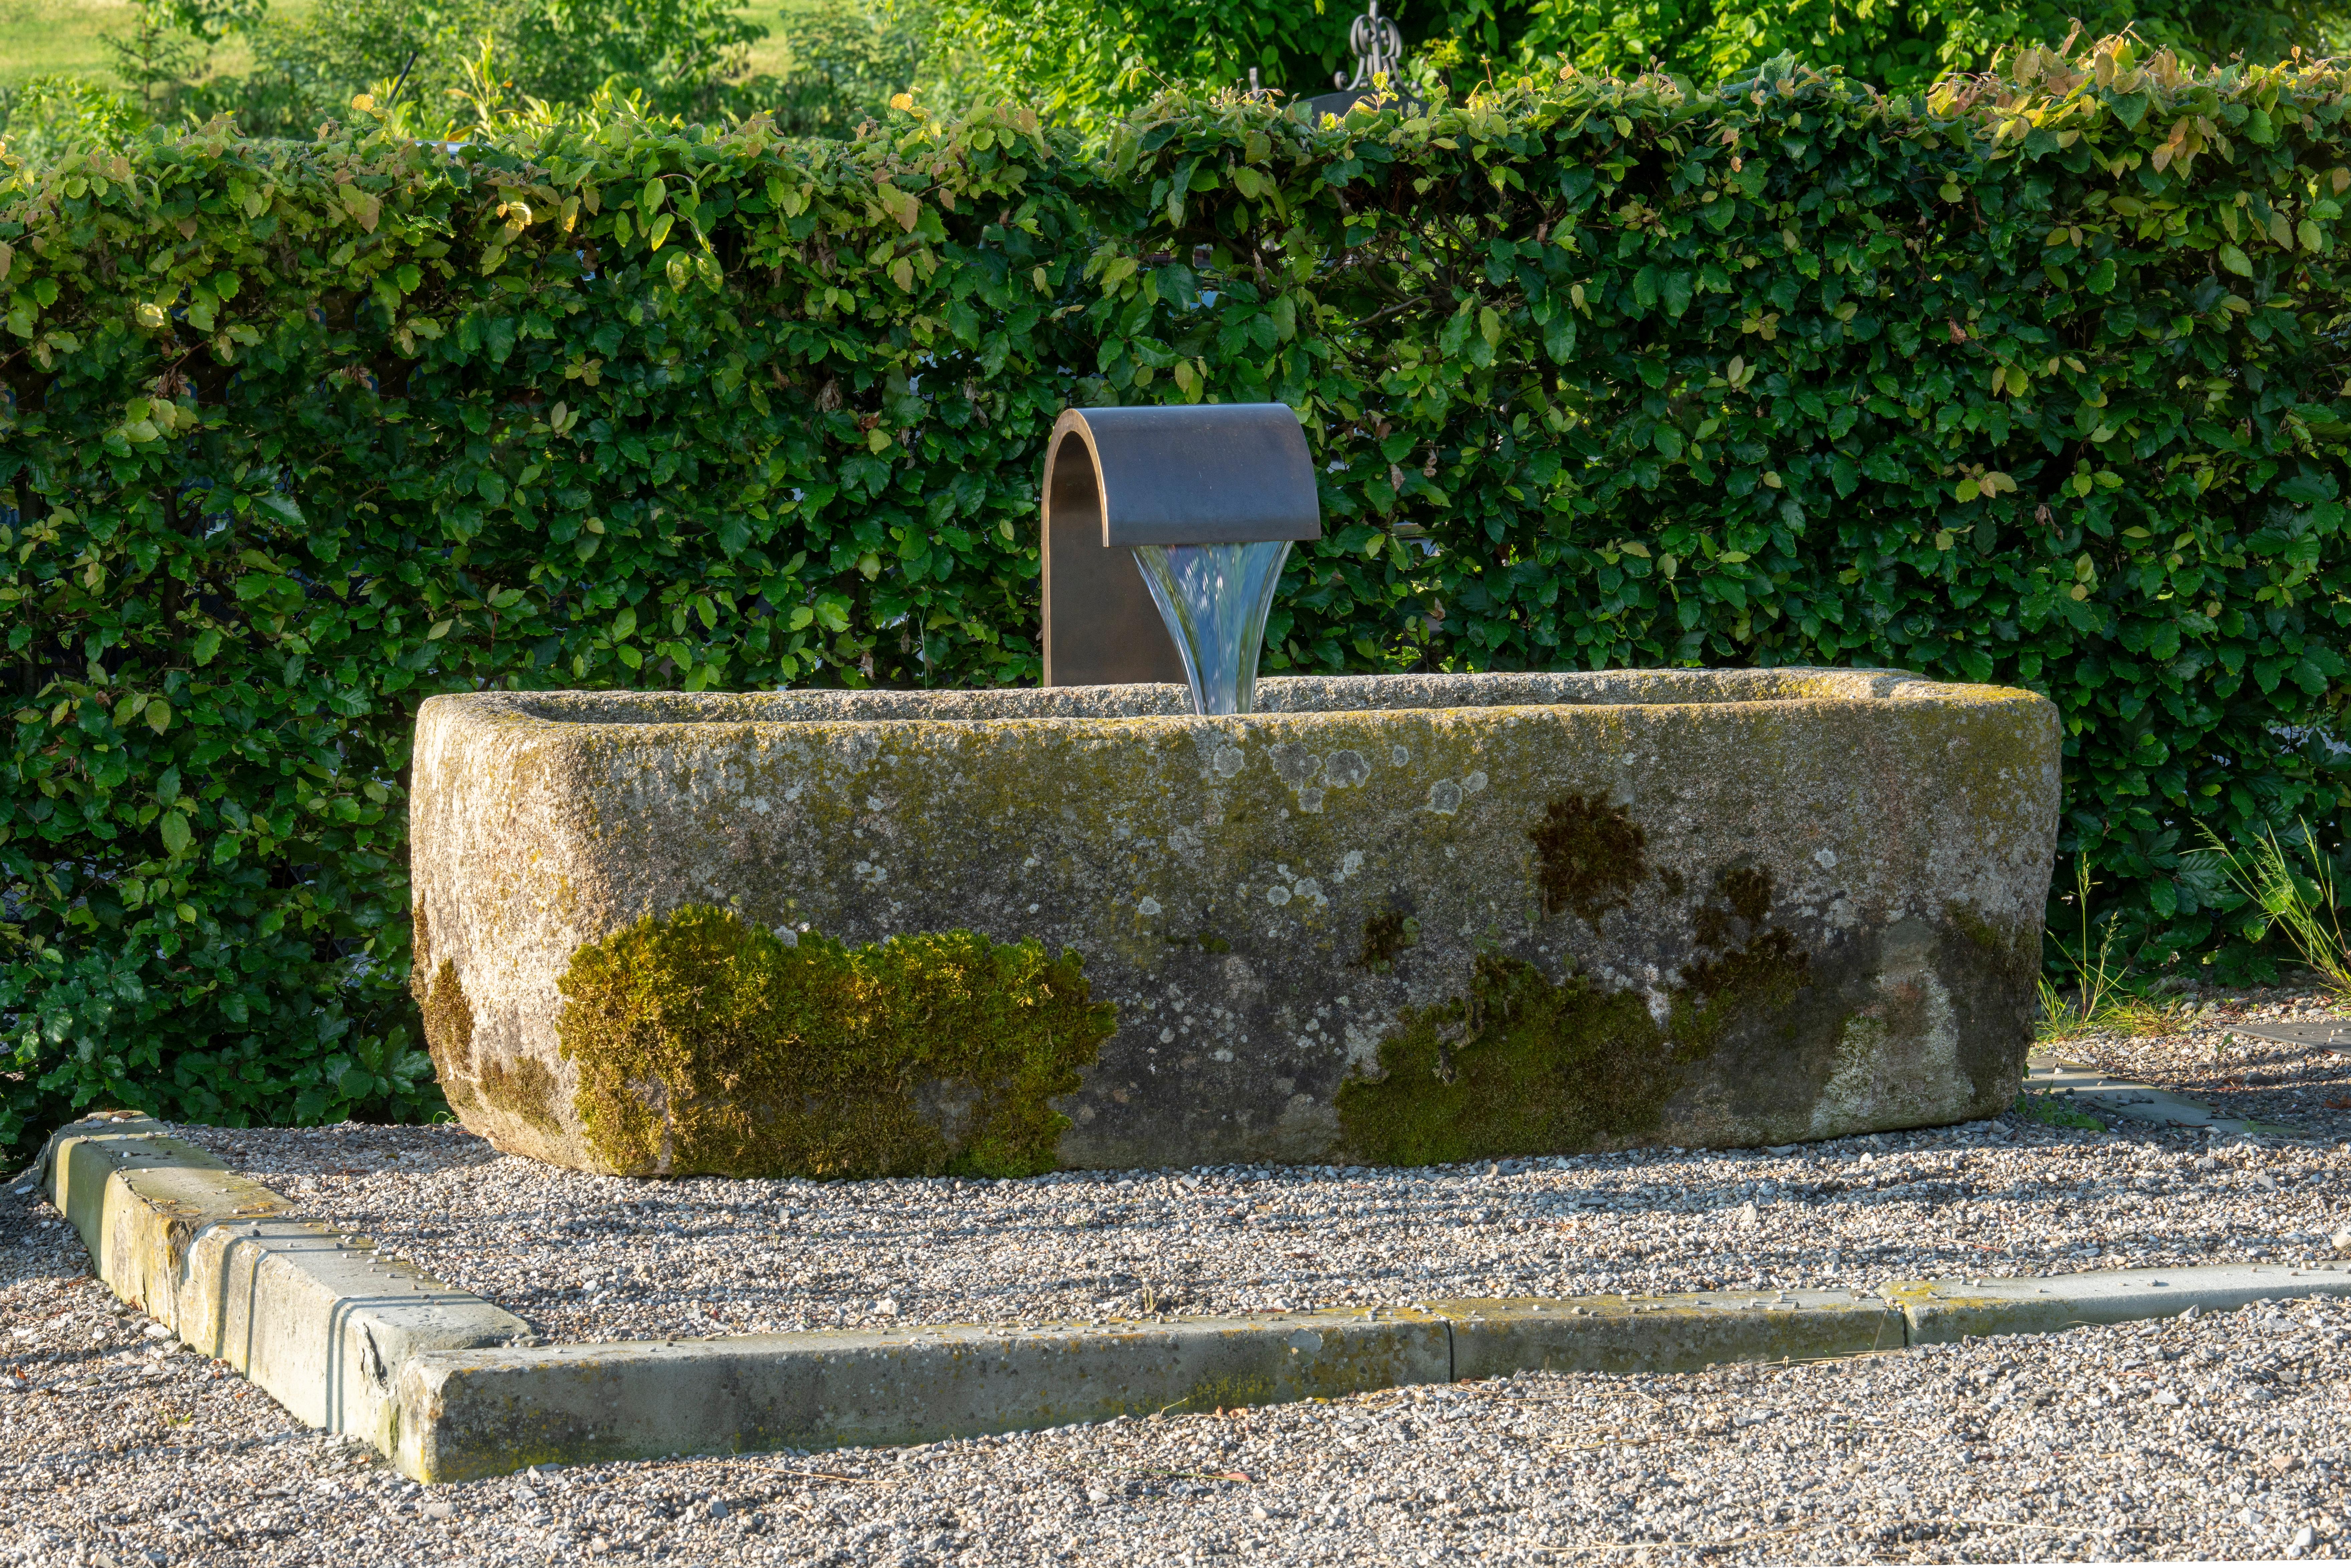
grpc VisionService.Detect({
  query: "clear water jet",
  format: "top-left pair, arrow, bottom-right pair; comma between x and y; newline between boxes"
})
1133,540 -> 1294,716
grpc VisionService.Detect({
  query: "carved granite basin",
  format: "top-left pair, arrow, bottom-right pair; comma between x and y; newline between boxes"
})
408,669 -> 2060,1177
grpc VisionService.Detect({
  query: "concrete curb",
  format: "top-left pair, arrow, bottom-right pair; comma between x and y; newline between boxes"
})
396,1311 -> 1454,1481
402,1268 -> 2351,1481
396,1288 -> 1906,1482
1437,1289 -> 1906,1381
39,1115 -> 2351,1482
1893,1264 -> 2351,1342
39,1114 -> 535,1454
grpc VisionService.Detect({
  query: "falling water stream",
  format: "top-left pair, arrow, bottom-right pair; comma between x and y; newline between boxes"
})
1132,541 -> 1295,716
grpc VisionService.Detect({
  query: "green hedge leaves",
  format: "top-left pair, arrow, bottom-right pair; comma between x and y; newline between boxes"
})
4,40 -> 2348,1154
1084,45 -> 2351,969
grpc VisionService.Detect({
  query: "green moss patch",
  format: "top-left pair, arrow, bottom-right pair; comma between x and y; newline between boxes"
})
1684,868 -> 1808,1003
1528,794 -> 1649,924
1357,909 -> 1420,973
1944,900 -> 2038,985
479,1054 -> 564,1134
555,905 -> 1117,1179
1335,868 -> 1809,1165
411,905 -> 482,1114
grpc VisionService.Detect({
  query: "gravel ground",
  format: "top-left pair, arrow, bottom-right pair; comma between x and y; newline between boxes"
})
113,1008 -> 2350,1343
4,986 -> 2350,1565
3,1221 -> 2349,1565
2052,986 -> 2351,1141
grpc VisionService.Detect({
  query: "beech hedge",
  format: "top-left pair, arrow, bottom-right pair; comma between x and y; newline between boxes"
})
5,39 -> 2349,1155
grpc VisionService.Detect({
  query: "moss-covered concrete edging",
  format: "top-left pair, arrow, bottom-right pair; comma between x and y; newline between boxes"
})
37,1115 -> 534,1456
397,1261 -> 2351,1482
409,669 -> 2061,1175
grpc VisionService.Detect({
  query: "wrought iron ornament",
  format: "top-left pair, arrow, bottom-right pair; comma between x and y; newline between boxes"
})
1304,0 -> 1418,119
1334,0 -> 1404,92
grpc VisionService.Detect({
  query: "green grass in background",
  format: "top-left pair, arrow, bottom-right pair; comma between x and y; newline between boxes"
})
0,0 -> 812,93
0,0 -> 148,87
743,0 -> 814,81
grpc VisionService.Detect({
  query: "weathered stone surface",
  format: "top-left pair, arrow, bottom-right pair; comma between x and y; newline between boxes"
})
408,669 -> 2059,1175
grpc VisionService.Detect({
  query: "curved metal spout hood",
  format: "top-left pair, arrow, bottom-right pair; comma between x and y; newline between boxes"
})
1040,404 -> 1321,689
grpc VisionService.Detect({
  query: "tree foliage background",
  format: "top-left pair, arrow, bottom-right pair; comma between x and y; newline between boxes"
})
934,0 -> 2351,128
0,0 -> 935,149
0,0 -> 2347,1168
6,0 -> 2349,145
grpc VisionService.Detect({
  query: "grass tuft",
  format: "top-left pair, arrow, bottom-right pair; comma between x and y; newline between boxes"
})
2192,819 -> 2351,1003
2035,854 -> 2178,1043
2012,1087 -> 2103,1129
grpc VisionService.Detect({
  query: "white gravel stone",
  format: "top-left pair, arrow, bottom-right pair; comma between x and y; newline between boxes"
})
7,1222 -> 2351,1563
130,1001 -> 2351,1343
3,986 -> 2348,1562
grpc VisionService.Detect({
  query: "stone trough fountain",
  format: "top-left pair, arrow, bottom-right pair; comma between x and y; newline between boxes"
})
410,405 -> 2061,1179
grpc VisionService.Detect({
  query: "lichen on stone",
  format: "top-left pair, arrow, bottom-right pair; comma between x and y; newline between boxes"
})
1334,867 -> 1809,1165
411,672 -> 2056,1171
554,905 -> 1117,1179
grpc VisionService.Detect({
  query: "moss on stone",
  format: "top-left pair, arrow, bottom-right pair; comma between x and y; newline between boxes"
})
1685,867 -> 1808,1006
411,904 -> 480,1111
478,1055 -> 563,1135
1334,868 -> 1809,1165
554,905 -> 1118,1179
1164,930 -> 1234,954
1528,794 -> 1649,924
1357,910 -> 1420,973
1943,900 -> 2037,984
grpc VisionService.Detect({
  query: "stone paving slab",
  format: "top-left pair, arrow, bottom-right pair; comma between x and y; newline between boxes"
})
2024,1050 -> 2291,1136
2036,990 -> 2351,1141
2218,1015 -> 2351,1051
